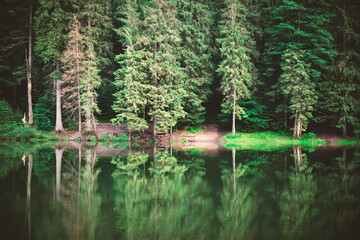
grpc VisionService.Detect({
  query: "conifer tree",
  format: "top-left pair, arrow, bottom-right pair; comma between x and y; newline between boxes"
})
177,0 -> 214,125
142,0 -> 187,137
61,14 -> 84,139
262,0 -> 336,130
280,49 -> 316,138
81,45 -> 101,138
217,0 -> 256,135
72,0 -> 113,137
72,0 -> 114,71
34,0 -> 70,132
326,0 -> 360,137
112,0 -> 148,139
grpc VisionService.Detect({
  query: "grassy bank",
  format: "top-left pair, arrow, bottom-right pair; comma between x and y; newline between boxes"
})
0,124 -> 59,142
222,132 -> 326,151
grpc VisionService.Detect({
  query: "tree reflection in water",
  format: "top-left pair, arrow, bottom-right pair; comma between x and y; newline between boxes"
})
279,146 -> 317,240
217,148 -> 255,240
111,150 -> 214,240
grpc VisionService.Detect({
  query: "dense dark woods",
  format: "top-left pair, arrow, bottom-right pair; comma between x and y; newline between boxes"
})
1,0 -> 360,138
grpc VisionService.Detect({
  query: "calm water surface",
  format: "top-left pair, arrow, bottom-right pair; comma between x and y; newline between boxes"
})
1,143 -> 360,240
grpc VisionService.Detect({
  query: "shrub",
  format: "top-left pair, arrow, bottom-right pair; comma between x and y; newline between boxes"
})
34,96 -> 55,131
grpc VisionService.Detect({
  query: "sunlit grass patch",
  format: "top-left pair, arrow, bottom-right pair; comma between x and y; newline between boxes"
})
334,139 -> 359,146
222,131 -> 326,151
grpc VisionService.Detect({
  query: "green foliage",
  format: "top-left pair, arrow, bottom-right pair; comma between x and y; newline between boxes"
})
223,132 -> 325,151
34,95 -> 55,131
177,0 -> 214,125
183,125 -> 208,134
5,126 -> 57,142
216,0 -> 257,133
280,49 -> 316,137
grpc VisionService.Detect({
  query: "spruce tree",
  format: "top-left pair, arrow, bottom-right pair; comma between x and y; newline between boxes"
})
217,0 -> 256,135
279,49 -> 316,138
81,44 -> 101,138
142,0 -> 187,137
326,0 -> 360,137
61,14 -> 84,139
34,0 -> 70,132
177,0 -> 214,125
112,0 -> 148,138
262,0 -> 336,131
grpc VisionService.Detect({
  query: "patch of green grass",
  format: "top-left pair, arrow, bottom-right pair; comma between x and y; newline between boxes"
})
334,139 -> 359,146
223,131 -> 326,151
2,125 -> 58,142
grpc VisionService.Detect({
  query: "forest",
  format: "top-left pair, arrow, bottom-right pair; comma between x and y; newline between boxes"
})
0,0 -> 360,140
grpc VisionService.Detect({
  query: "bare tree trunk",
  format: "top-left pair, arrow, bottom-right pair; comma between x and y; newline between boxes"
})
293,114 -> 297,139
232,87 -> 236,135
297,116 -> 302,138
153,116 -> 157,139
77,86 -> 82,141
27,0 -> 33,125
283,95 -> 287,131
55,62 -> 65,132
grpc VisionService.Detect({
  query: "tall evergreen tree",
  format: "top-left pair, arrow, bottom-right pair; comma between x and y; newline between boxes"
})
280,49 -> 316,138
34,0 -> 70,132
217,0 -> 256,135
177,0 -> 214,125
81,44 -> 101,138
112,0 -> 148,138
326,0 -> 360,137
142,0 -> 187,137
72,0 -> 114,71
61,14 -> 84,139
72,0 -> 114,136
262,0 -> 336,131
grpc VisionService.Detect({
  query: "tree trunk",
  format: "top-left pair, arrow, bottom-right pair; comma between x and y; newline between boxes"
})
283,95 -> 287,131
293,114 -> 297,139
232,88 -> 236,135
55,62 -> 65,132
77,81 -> 82,141
153,116 -> 157,139
27,0 -> 33,125
297,116 -> 302,138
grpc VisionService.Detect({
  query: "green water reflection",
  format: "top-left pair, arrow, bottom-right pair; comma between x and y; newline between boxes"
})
1,143 -> 360,240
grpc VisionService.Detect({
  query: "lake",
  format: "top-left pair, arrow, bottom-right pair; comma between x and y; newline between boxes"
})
1,142 -> 360,240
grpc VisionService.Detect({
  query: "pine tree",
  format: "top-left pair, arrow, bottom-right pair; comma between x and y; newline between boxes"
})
326,0 -> 360,137
61,14 -> 84,139
72,0 -> 114,137
81,45 -> 101,138
262,0 -> 336,131
142,0 -> 187,137
112,0 -> 148,138
177,0 -> 214,125
217,0 -> 256,135
72,0 -> 114,71
280,49 -> 316,138
34,0 -> 70,132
